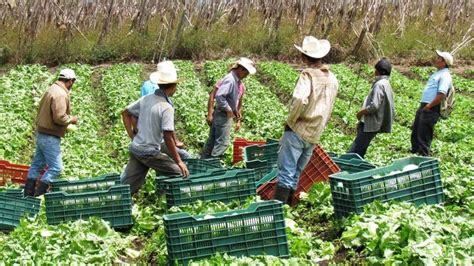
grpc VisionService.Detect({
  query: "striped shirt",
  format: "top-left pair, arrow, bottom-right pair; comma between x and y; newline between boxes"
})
286,65 -> 339,144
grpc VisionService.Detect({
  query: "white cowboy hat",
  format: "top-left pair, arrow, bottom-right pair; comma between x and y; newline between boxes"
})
59,68 -> 77,80
150,61 -> 180,84
233,57 -> 256,75
436,50 -> 453,67
294,36 -> 331,59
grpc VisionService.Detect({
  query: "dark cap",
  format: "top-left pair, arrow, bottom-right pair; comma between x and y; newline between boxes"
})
375,58 -> 392,76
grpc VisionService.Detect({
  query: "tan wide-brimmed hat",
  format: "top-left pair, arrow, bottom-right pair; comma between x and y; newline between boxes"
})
150,61 -> 180,84
435,50 -> 454,67
294,36 -> 331,59
232,57 -> 256,75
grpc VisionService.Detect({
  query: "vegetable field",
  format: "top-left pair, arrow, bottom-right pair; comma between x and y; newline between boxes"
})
0,61 -> 472,265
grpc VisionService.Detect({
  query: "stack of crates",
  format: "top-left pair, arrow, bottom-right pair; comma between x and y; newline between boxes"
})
257,145 -> 340,205
243,142 -> 280,166
164,200 -> 289,265
0,188 -> 41,230
330,156 -> 445,218
232,138 -> 267,164
45,173 -> 133,229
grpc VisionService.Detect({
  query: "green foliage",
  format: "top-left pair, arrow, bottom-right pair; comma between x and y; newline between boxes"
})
0,65 -> 53,163
342,201 -> 473,265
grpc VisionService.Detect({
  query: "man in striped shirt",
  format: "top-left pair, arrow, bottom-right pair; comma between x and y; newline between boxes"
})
274,36 -> 339,205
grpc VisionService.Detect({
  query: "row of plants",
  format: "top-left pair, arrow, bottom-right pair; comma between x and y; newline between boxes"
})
0,65 -> 52,163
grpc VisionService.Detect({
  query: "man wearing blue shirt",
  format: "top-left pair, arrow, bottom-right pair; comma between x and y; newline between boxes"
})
411,50 -> 453,156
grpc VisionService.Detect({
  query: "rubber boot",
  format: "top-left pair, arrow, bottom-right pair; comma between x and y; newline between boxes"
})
34,181 -> 49,197
273,184 -> 290,203
23,179 -> 36,197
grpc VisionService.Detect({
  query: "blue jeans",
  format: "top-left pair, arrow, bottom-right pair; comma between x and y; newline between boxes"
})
27,132 -> 62,184
277,130 -> 315,190
202,110 -> 233,158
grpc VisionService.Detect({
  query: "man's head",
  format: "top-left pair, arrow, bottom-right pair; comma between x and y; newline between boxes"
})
434,50 -> 453,69
374,58 -> 392,76
58,68 -> 76,90
232,57 -> 256,80
150,61 -> 180,96
295,36 -> 330,64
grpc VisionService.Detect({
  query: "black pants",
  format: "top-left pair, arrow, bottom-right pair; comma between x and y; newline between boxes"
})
348,122 -> 377,158
411,104 -> 440,156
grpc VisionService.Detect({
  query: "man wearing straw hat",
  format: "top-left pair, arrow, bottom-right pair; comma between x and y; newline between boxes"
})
201,57 -> 256,159
138,67 -> 191,160
410,50 -> 454,156
121,61 -> 190,195
273,36 -> 339,205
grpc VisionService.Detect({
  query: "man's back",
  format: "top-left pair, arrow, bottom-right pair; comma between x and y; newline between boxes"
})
128,91 -> 174,156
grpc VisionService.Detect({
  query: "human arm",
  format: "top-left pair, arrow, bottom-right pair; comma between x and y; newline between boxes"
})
51,94 -> 77,126
207,85 -> 218,125
287,72 -> 311,125
122,109 -> 136,139
423,93 -> 445,111
164,131 -> 189,177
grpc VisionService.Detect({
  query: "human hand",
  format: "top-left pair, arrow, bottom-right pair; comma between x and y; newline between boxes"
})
178,161 -> 190,178
70,116 -> 78,124
422,105 -> 431,112
206,114 -> 213,125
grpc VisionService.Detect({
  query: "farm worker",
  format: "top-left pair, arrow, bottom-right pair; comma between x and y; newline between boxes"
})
347,58 -> 395,158
206,79 -> 246,128
25,69 -> 79,197
273,36 -> 338,205
201,57 -> 256,159
138,67 -> 191,160
121,61 -> 190,195
410,50 -> 453,156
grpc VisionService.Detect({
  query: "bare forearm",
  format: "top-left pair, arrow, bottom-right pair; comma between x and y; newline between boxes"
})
426,94 -> 445,109
122,110 -> 135,139
164,132 -> 181,164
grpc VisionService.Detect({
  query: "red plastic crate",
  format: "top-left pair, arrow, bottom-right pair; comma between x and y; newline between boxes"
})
292,145 -> 340,205
232,138 -> 266,164
257,179 -> 277,200
256,145 -> 340,206
0,161 -> 30,186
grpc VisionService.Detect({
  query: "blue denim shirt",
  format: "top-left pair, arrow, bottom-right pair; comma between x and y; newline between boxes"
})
420,68 -> 452,103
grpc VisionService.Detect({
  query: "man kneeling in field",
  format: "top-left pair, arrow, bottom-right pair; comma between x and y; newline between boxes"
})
121,61 -> 189,195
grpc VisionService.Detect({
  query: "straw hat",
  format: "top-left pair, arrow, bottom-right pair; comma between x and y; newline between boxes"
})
150,61 -> 180,84
233,57 -> 256,75
294,36 -> 331,59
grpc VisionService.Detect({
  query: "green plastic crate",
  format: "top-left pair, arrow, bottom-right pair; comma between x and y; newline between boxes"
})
256,168 -> 278,188
50,173 -> 121,193
45,185 -> 133,228
184,158 -> 223,175
245,159 -> 274,182
164,200 -> 289,265
0,188 -> 23,197
156,168 -> 227,192
330,153 -> 376,173
330,157 -> 444,219
0,194 -> 40,230
164,169 -> 256,208
243,142 -> 279,166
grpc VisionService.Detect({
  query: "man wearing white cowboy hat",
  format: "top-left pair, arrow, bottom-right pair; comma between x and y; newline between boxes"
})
410,50 -> 454,156
201,57 -> 256,159
121,61 -> 190,195
273,36 -> 339,205
25,68 -> 79,197
137,64 -> 191,161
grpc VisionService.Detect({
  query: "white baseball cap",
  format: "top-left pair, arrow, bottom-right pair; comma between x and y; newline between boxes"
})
59,68 -> 77,80
234,57 -> 256,75
150,61 -> 180,84
436,50 -> 453,67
